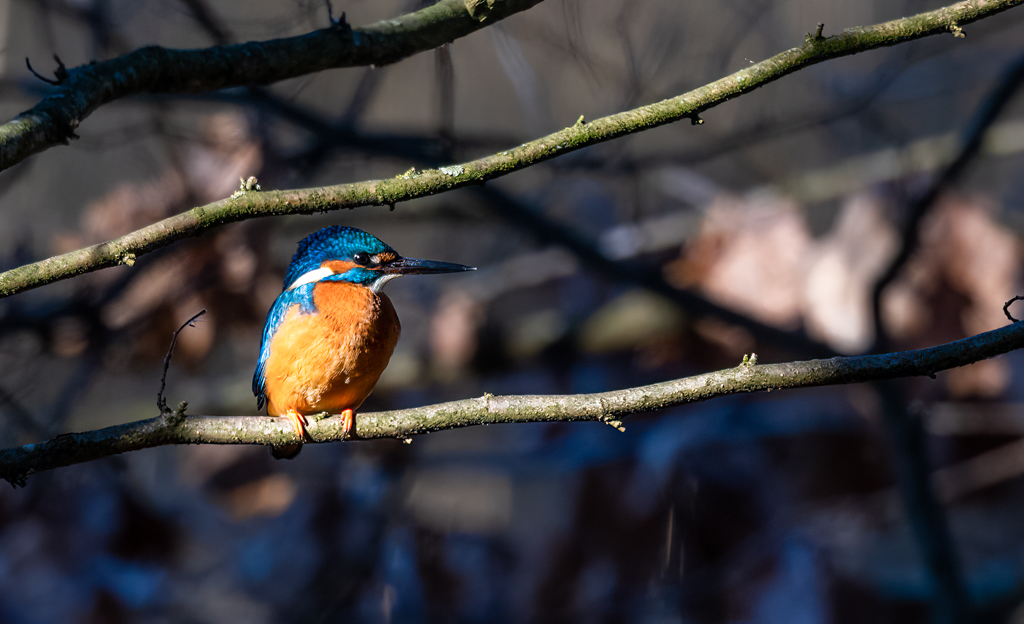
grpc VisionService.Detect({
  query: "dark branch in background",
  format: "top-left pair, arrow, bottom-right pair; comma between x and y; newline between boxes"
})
860,50 -> 1024,624
0,237 -> 156,441
177,0 -> 231,45
1,0 -> 1021,301
871,47 -> 1024,351
472,186 -> 837,357
0,0 -> 547,170
879,385 -> 972,624
1,318 -> 1022,487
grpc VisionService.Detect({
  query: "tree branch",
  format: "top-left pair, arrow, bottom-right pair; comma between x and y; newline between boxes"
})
1,0 -> 1020,299
0,0 -> 546,171
2,318 -> 1022,486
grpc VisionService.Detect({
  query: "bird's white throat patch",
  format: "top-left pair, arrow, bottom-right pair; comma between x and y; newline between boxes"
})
286,267 -> 334,290
370,273 -> 401,293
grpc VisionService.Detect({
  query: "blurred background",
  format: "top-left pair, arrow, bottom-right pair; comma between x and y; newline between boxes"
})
1,0 -> 1024,622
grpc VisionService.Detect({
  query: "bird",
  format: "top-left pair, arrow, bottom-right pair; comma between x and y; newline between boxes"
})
253,225 -> 474,458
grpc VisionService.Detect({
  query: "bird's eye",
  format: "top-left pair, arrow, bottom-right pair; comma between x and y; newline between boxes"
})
352,252 -> 371,266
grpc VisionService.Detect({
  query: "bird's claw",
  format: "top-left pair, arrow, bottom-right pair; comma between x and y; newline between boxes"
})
285,409 -> 309,441
340,408 -> 354,439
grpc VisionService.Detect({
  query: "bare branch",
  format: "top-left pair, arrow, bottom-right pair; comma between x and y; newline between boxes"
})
0,0 -> 547,171
1,0 -> 1020,299
2,319 -> 1022,486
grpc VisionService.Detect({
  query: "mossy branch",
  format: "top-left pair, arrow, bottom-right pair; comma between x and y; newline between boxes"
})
0,0 -> 546,170
1,0 -> 1020,299
2,319 -> 1022,486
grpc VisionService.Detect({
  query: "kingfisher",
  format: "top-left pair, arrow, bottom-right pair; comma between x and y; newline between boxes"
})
253,226 -> 474,458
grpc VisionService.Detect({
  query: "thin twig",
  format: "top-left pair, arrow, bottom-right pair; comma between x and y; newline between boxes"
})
326,0 -> 346,27
1003,295 -> 1023,322
156,310 -> 206,415
24,57 -> 62,86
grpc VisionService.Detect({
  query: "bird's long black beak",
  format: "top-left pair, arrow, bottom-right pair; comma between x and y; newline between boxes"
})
383,257 -> 476,275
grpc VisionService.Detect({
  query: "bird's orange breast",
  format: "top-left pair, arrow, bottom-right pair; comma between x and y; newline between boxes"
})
262,281 -> 401,417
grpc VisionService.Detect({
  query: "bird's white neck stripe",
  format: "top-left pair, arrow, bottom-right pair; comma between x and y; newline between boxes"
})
287,267 -> 334,290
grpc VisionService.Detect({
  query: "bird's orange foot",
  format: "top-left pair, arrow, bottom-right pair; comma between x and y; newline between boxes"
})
340,408 -> 354,439
285,409 -> 309,441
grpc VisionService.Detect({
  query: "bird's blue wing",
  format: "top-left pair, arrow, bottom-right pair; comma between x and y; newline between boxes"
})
253,283 -> 318,410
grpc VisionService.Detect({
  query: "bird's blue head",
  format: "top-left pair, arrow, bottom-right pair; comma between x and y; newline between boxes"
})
254,226 -> 474,408
283,225 -> 474,292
